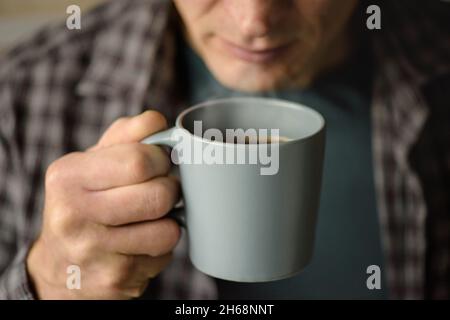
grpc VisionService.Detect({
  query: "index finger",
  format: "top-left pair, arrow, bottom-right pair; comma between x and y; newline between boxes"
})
93,110 -> 168,150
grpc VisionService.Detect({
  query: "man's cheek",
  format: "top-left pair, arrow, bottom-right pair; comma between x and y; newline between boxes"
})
177,0 -> 220,20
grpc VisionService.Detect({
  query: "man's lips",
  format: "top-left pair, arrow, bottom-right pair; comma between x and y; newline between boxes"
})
218,38 -> 292,64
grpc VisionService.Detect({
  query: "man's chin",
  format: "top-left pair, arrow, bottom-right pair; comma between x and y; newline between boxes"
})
204,57 -> 311,92
210,69 -> 285,93
199,50 -> 300,92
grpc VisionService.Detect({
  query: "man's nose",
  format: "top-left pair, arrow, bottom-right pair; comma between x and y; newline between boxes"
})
226,0 -> 278,39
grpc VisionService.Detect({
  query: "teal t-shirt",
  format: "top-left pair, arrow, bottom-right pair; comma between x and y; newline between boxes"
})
181,41 -> 388,299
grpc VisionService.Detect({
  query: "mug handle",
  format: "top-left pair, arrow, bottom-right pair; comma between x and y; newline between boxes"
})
141,127 -> 186,228
141,127 -> 179,148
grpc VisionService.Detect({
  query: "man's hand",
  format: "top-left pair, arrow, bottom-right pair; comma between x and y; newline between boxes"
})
27,111 -> 181,299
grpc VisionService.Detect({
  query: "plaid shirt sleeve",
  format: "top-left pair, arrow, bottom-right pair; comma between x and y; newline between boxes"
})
0,248 -> 35,300
0,71 -> 36,300
0,0 -> 217,300
371,0 -> 450,299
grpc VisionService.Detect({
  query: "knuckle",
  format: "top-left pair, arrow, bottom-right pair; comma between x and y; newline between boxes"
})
147,182 -> 173,217
45,160 -> 66,189
45,153 -> 86,236
70,238 -> 98,264
45,152 -> 82,189
148,145 -> 171,174
125,149 -> 150,180
104,257 -> 135,289
47,204 -> 78,237
152,219 -> 180,256
164,219 -> 181,247
78,238 -> 98,258
117,256 -> 136,276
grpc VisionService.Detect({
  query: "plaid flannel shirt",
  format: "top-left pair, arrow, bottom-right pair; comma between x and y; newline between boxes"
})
0,0 -> 449,300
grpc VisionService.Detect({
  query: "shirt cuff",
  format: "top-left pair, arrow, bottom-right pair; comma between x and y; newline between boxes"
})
0,245 -> 36,300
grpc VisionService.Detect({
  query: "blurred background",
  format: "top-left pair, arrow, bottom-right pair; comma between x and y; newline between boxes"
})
0,0 -> 104,53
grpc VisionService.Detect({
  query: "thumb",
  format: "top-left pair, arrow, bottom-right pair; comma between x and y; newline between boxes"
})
92,110 -> 168,150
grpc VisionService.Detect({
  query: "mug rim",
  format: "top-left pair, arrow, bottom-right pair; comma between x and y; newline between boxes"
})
175,97 -> 326,146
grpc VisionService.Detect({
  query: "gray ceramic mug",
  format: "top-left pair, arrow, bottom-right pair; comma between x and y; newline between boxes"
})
141,97 -> 326,282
